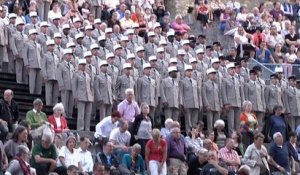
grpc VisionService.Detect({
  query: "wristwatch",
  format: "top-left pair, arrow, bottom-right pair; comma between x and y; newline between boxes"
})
277,165 -> 280,169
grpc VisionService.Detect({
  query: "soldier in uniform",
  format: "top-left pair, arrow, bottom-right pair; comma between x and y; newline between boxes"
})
195,48 -> 208,73
179,65 -> 201,134
69,17 -> 82,39
221,62 -> 243,134
48,14 -> 61,38
42,40 -> 59,105
106,53 -> 119,94
92,19 -> 102,40
127,53 -> 139,81
85,51 -> 97,81
144,31 -> 157,60
72,59 -> 94,131
61,24 -> 72,49
211,58 -> 223,87
7,13 -> 17,73
37,21 -> 50,54
114,44 -> 126,71
166,30 -> 178,58
74,33 -> 87,58
53,33 -> 63,61
0,7 -> 8,72
136,63 -> 157,118
24,12 -> 39,35
94,60 -> 113,120
176,50 -> 186,79
10,19 -> 27,84
265,74 -> 283,114
161,66 -> 180,121
120,36 -> 131,58
126,29 -> 136,53
240,57 -> 250,82
156,48 -> 169,79
23,29 -> 43,95
115,63 -> 135,102
90,44 -> 101,73
275,66 -> 288,89
57,49 -> 75,118
202,68 -> 222,132
98,35 -> 108,60
105,28 -> 114,52
83,25 -> 95,50
135,46 -> 147,75
182,40 -> 193,61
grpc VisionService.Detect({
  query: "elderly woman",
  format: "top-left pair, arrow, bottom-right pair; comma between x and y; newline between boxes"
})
5,145 -> 36,175
240,101 -> 258,147
145,129 -> 167,175
48,103 -> 69,134
171,15 -> 191,33
160,118 -> 173,138
122,143 -> 146,175
26,98 -> 47,130
131,103 -> 152,157
4,126 -> 28,162
243,133 -> 270,175
213,119 -> 227,148
232,131 -> 245,157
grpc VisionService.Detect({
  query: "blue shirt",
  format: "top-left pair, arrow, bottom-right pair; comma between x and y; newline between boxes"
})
269,142 -> 290,171
270,115 -> 287,141
166,135 -> 186,161
256,49 -> 272,63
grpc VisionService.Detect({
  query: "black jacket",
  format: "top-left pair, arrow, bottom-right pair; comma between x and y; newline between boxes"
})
0,99 -> 19,124
95,152 -> 119,170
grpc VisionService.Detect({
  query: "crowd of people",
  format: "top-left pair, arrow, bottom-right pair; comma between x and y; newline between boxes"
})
0,0 -> 300,174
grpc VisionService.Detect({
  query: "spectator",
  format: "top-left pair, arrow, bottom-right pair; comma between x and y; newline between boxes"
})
171,14 -> 191,33
213,119 -> 227,148
117,88 -> 140,123
187,148 -> 209,174
201,150 -> 228,175
54,134 -> 63,154
121,143 -> 146,175
18,120 -> 33,151
185,125 -> 203,156
195,0 -> 209,30
4,126 -> 28,162
218,138 -> 241,174
160,118 -> 173,138
256,41 -> 275,63
270,1 -> 284,19
237,165 -> 251,175
95,141 -> 119,172
26,98 -> 47,129
231,131 -> 245,157
243,132 -> 269,175
77,137 -> 94,174
205,132 -> 219,153
120,10 -> 134,29
66,165 -> 78,175
48,103 -> 69,134
288,132 -> 300,173
145,129 -> 167,175
92,163 -> 107,175
285,25 -> 300,47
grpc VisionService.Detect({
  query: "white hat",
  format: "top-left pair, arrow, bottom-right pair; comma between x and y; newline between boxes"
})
99,60 -> 108,67
127,53 -> 135,59
8,13 -> 17,19
154,22 -> 161,28
189,58 -> 197,63
113,44 -> 122,51
52,14 -> 61,20
169,58 -> 177,63
275,66 -> 283,73
143,63 -> 152,69
159,40 -> 167,45
62,24 -> 70,30
156,47 -> 164,53
84,51 -> 92,58
40,21 -> 49,27
94,18 -> 101,24
54,33 -> 62,38
106,53 -> 115,59
168,66 -> 178,73
63,48 -> 73,55
148,31 -> 155,37
206,68 -> 217,75
28,29 -> 38,35
123,63 -> 132,69
167,31 -> 175,37
149,55 -> 157,61
132,23 -> 139,28
66,42 -> 76,48
85,25 -> 93,31
211,58 -> 220,64
136,46 -> 145,53
226,62 -> 235,69
126,29 -> 134,35
196,48 -> 204,54
15,19 -> 25,26
182,40 -> 190,45
75,33 -> 84,40
78,59 -> 87,65
121,36 -> 129,41
98,35 -> 106,41
46,40 -> 55,46
90,44 -> 99,50
29,11 -> 37,17
177,49 -> 185,55
184,65 -> 193,71
73,17 -> 81,23
105,28 -> 113,33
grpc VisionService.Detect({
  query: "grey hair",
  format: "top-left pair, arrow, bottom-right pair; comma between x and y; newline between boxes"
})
273,132 -> 282,140
170,127 -> 180,133
132,143 -> 141,151
197,148 -> 209,156
242,100 -> 252,111
42,133 -> 54,142
33,98 -> 43,106
164,118 -> 173,126
16,145 -> 29,156
125,88 -> 134,95
53,103 -> 65,113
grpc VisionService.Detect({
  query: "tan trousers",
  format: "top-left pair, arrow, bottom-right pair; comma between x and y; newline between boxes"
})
61,90 -> 74,118
77,101 -> 92,131
29,68 -> 42,94
168,158 -> 187,175
45,80 -> 59,106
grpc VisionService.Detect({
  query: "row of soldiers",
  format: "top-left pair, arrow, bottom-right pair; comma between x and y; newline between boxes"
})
3,11 -> 300,133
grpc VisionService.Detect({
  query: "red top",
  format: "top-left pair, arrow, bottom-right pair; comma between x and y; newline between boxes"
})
146,139 -> 167,162
48,115 -> 68,133
198,5 -> 208,13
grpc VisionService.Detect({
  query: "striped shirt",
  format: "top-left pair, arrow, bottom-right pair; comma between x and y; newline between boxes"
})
218,147 -> 240,172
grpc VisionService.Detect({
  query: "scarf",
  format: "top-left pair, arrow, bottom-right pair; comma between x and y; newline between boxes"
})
15,156 -> 31,175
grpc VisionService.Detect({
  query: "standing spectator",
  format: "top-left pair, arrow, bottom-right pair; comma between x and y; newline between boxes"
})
26,98 -> 47,129
122,143 -> 146,175
117,88 -> 140,123
243,133 -> 270,175
166,127 -> 187,175
0,89 -> 19,141
77,136 -> 94,174
145,129 -> 167,175
48,103 -> 69,134
218,138 -> 241,174
195,0 -> 209,30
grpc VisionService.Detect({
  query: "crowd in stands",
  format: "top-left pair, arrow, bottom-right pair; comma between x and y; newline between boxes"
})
1,0 -> 300,174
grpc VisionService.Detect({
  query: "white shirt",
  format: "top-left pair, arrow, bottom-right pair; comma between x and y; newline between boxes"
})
77,148 -> 94,173
58,146 -> 80,167
109,128 -> 131,146
94,116 -> 118,138
55,117 -> 62,129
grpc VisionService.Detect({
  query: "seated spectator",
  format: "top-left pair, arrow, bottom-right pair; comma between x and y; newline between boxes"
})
54,134 -> 63,154
197,121 -> 206,139
161,118 -> 173,138
213,119 -> 227,148
117,89 -> 140,123
219,7 -> 231,33
237,165 -> 251,175
269,132 -> 291,174
30,134 -> 67,175
26,98 -> 47,130
243,133 -> 269,175
131,103 -> 152,157
218,138 -> 241,174
120,10 -> 134,29
240,101 -> 258,147
256,41 -> 275,63
77,136 -> 94,174
285,25 -> 300,48
231,131 -> 245,157
66,165 -> 78,175
268,25 -> 285,50
166,127 -> 187,174
19,120 -> 33,151
171,14 -> 191,33
5,145 -> 36,175
145,129 -> 167,175
185,125 -> 203,156
205,132 -> 219,152
252,27 -> 267,49
122,143 -> 145,175
4,126 -> 28,162
95,141 -> 119,172
92,163 -> 107,175
272,44 -> 284,63
286,132 -> 300,173
201,150 -> 228,175
187,148 -> 209,174
94,111 -> 121,146
48,103 -> 69,134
